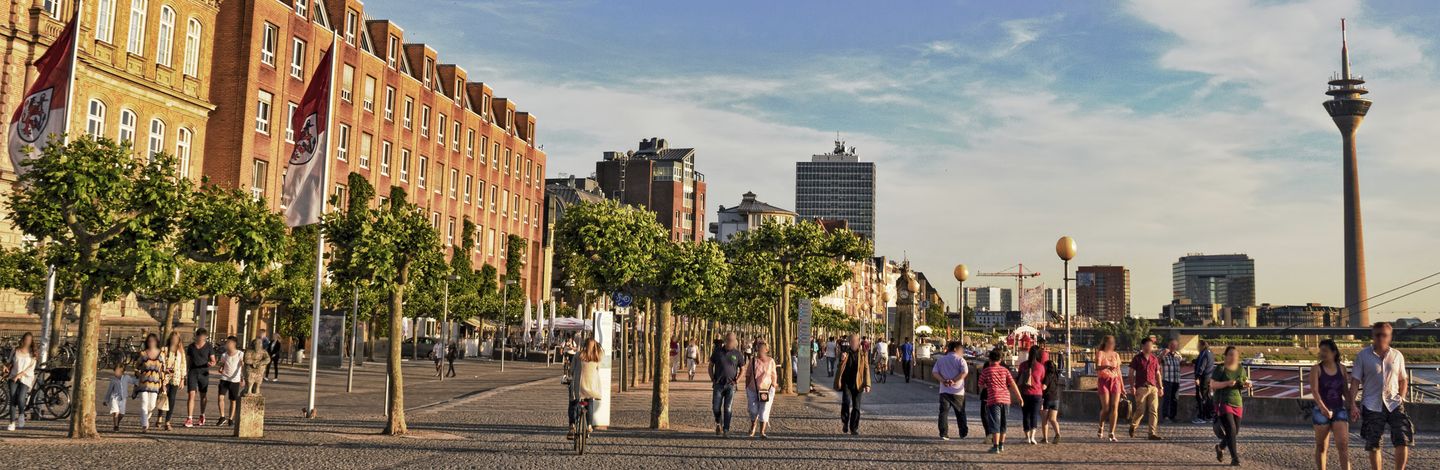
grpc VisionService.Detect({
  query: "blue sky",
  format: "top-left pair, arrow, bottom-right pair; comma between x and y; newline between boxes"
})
368,0 -> 1440,321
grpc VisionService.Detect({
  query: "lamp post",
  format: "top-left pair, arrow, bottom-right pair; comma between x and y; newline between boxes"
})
1055,236 -> 1077,378
953,264 -> 968,344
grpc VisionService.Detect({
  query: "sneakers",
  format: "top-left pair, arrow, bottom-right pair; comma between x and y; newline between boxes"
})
940,436 -> 950,441
1192,418 -> 1210,425
1128,425 -> 1137,438
1148,434 -> 1164,441
715,424 -> 722,435
5,422 -> 14,431
997,443 -> 1005,453
184,417 -> 194,428
199,415 -> 208,426
987,445 -> 999,454
15,417 -> 23,429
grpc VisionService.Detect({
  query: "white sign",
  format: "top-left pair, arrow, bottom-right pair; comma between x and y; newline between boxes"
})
592,310 -> 614,427
797,299 -> 813,394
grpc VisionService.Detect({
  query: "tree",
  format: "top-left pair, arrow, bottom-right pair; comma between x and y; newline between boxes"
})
6,136 -> 187,438
0,242 -> 82,360
1094,316 -> 1154,351
634,240 -> 728,429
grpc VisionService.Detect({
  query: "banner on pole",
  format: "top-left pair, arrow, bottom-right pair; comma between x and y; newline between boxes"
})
8,16 -> 77,173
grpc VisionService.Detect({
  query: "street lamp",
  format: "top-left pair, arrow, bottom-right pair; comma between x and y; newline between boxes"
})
953,264 -> 969,344
1055,236 -> 1077,378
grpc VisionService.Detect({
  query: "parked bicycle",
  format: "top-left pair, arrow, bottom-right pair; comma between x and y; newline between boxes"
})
0,366 -> 72,421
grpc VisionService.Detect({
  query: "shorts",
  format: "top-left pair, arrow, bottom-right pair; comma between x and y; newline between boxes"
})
1311,407 -> 1350,426
1360,406 -> 1414,451
982,404 -> 1009,435
218,380 -> 242,401
1044,399 -> 1061,412
1097,375 -> 1122,397
107,396 -> 127,415
186,369 -> 210,393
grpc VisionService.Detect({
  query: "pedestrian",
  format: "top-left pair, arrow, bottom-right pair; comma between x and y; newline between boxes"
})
5,332 -> 36,431
266,332 -> 283,381
979,348 -> 1023,454
709,333 -> 745,437
932,340 -> 968,440
566,338 -> 603,440
745,340 -> 778,438
833,333 -> 872,435
824,337 -> 838,377
1311,339 -> 1354,470
1041,346 -> 1063,444
685,340 -> 700,381
135,334 -> 165,433
1017,344 -> 1046,444
1192,339 -> 1215,424
431,340 -> 445,377
1095,335 -> 1122,442
899,337 -> 915,382
445,342 -> 458,378
184,327 -> 216,427
1128,337 -> 1164,440
1160,338 -> 1183,423
159,331 -> 187,431
1350,322 -> 1413,470
216,336 -> 243,427
874,337 -> 891,383
669,338 -> 681,381
105,362 -> 138,432
1210,345 -> 1251,466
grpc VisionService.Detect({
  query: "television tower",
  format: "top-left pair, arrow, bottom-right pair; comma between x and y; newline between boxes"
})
1322,19 -> 1371,328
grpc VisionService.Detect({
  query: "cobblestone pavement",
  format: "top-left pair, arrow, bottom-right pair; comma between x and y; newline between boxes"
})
2,359 -> 1435,469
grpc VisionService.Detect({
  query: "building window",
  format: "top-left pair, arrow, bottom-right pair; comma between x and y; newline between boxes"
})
489,185 -> 497,212
477,179 -> 486,207
492,143 -> 499,167
417,156 -> 428,187
126,0 -> 148,55
290,38 -> 306,79
466,130 -> 475,158
336,124 -> 350,161
156,6 -> 175,66
147,118 -> 165,158
95,0 -> 115,43
386,35 -> 397,68
512,193 -> 520,220
423,57 -> 434,88
334,183 -> 346,206
384,86 -> 395,121
43,0 -> 60,18
431,212 -> 440,229
251,160 -> 268,199
260,23 -> 277,66
255,91 -> 273,134
504,148 -> 511,173
480,136 -> 488,160
344,9 -> 358,45
403,98 -> 413,128
448,169 -> 458,199
183,18 -> 201,76
340,64 -> 354,102
284,102 -> 297,142
452,122 -> 461,151
175,128 -> 192,177
487,229 -> 495,256
294,0 -> 307,18
420,105 -> 430,136
359,133 -> 372,169
362,76 -> 376,112
117,109 -> 136,144
501,189 -> 509,217
85,99 -> 106,138
463,174 -> 472,203
399,149 -> 410,182
380,141 -> 392,175
436,114 -> 446,142
447,218 -> 456,246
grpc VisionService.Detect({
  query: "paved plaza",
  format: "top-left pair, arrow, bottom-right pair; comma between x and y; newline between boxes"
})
2,358 -> 1435,469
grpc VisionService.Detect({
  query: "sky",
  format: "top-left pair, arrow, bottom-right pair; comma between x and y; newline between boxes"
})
366,0 -> 1440,321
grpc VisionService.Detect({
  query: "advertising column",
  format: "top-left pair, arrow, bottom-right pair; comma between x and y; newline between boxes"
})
592,310 -> 615,427
797,299 -> 813,394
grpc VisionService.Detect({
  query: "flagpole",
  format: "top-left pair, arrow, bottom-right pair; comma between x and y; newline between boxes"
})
39,0 -> 84,366
304,32 -> 339,419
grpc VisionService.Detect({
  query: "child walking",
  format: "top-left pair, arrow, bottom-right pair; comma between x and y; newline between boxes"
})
106,363 -> 139,432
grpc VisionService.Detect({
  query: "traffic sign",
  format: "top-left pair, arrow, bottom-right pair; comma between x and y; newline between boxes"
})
613,292 -> 633,308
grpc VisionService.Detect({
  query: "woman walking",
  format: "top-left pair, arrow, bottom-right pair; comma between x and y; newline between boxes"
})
6,332 -> 37,431
1017,345 -> 1046,444
1311,339 -> 1353,470
135,334 -> 165,433
1041,347 -> 1063,443
745,340 -> 778,438
567,338 -> 603,439
159,331 -> 188,430
1210,345 -> 1251,466
1095,335 -> 1122,442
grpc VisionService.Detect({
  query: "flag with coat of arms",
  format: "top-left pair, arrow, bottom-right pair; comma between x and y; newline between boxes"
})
8,16 -> 78,174
282,45 -> 335,227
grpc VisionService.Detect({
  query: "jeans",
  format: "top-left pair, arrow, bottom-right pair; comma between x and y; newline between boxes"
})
983,404 -> 1008,435
163,384 -> 181,421
901,359 -> 913,382
826,357 -> 836,376
1022,394 -> 1044,432
1161,381 -> 1180,421
1195,376 -> 1214,421
939,393 -> 967,438
568,398 -> 599,427
711,385 -> 735,430
267,354 -> 281,379
7,381 -> 29,420
1213,411 -> 1241,463
840,385 -> 863,431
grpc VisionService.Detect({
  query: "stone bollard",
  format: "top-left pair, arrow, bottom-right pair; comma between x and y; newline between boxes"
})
235,395 -> 265,438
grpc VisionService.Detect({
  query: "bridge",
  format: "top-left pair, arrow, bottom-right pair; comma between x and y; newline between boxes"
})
1150,326 -> 1440,338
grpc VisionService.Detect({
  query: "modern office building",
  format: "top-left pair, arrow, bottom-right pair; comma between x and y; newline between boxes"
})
709,191 -> 795,241
1172,254 -> 1256,310
795,138 -> 875,241
595,137 -> 706,242
970,286 -> 1012,312
1076,265 -> 1130,322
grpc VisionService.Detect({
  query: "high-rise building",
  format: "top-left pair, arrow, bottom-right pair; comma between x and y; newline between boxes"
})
795,138 -> 875,241
1323,20 -> 1372,328
1043,288 -> 1065,314
971,287 -> 1012,312
1076,265 -> 1130,322
1172,254 -> 1256,310
595,137 -> 706,242
709,191 -> 795,241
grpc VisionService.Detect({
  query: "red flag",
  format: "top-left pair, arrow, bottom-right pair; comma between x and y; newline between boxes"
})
8,16 -> 78,174
282,46 -> 334,227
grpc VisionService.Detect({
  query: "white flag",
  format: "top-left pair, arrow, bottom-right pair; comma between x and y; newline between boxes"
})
281,46 -> 334,227
8,17 -> 77,173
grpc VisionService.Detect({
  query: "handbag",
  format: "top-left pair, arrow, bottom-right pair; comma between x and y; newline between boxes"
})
758,390 -> 771,402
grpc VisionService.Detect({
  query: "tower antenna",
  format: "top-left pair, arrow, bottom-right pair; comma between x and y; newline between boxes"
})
1341,18 -> 1351,79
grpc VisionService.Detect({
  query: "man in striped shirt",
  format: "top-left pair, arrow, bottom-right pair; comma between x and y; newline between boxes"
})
1160,339 -> 1183,423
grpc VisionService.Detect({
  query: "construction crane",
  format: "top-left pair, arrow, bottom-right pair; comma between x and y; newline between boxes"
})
977,264 -> 1042,309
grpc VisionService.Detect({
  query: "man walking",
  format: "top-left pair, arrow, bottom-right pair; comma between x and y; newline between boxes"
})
183,328 -> 216,427
1192,339 -> 1214,424
1351,322 -> 1413,470
1159,338 -> 1182,423
899,337 -> 915,383
834,333 -> 871,435
709,333 -> 745,437
824,337 -> 838,377
1128,337 -> 1164,440
933,340 -> 969,440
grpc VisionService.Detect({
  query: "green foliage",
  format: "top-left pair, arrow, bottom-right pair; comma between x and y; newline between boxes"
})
553,199 -> 667,295
723,220 -> 873,301
1094,316 -> 1154,350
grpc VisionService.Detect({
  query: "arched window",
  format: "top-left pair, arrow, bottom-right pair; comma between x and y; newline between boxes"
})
117,109 -> 137,144
175,128 -> 192,177
126,0 -> 148,55
183,18 -> 201,76
85,99 -> 106,137
148,118 -> 166,158
156,6 -> 175,66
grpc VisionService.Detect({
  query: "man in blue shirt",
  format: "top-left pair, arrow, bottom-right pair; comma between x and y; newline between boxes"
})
932,340 -> 969,440
1191,340 -> 1214,424
899,337 -> 915,383
708,333 -> 745,437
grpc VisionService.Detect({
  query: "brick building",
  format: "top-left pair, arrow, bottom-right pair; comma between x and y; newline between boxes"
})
1076,265 -> 1131,322
196,0 -> 547,336
595,137 -> 706,242
0,0 -> 222,332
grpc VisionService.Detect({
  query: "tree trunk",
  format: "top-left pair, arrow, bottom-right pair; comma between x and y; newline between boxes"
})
365,313 -> 377,362
650,299 -> 673,429
47,299 -> 67,360
385,282 -> 408,435
777,284 -> 795,395
161,300 -> 181,341
68,283 -> 103,438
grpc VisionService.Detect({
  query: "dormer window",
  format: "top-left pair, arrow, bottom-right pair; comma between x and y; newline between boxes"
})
295,0 -> 308,19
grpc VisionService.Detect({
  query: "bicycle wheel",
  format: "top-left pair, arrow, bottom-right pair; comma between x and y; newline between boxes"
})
575,405 -> 588,455
0,384 -> 9,419
36,383 -> 72,420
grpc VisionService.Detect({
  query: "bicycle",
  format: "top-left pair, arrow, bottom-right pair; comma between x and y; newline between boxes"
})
0,366 -> 73,421
572,397 -> 593,455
